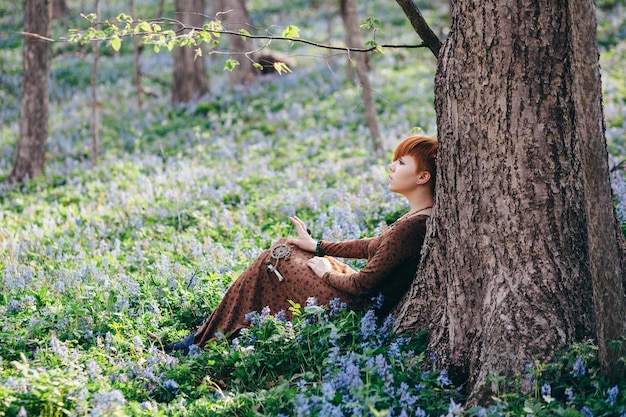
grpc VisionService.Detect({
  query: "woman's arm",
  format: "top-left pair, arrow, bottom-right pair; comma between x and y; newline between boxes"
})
318,238 -> 373,259
320,218 -> 427,295
288,216 -> 372,259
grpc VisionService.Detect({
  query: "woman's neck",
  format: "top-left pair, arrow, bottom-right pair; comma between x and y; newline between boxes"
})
407,190 -> 434,214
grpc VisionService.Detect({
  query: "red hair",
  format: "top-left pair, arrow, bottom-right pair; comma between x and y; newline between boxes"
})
393,134 -> 438,193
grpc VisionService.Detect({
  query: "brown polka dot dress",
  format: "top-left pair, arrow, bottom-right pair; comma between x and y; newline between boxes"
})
192,213 -> 428,348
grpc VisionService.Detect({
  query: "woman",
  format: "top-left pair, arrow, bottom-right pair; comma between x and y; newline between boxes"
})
166,134 -> 437,352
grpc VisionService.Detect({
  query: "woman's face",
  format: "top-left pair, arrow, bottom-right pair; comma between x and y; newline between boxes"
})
388,154 -> 421,195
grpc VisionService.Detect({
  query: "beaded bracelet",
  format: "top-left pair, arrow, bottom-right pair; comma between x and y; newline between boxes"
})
315,240 -> 322,257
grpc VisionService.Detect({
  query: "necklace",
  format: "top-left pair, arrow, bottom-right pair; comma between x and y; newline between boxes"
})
391,206 -> 432,227
409,206 -> 433,216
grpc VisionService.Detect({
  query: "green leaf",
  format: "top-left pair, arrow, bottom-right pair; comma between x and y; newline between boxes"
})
117,13 -> 133,23
239,28 -> 251,41
110,35 -> 121,51
253,62 -> 263,70
288,300 -> 301,316
81,13 -> 97,23
273,62 -> 292,75
224,59 -> 240,72
360,17 -> 382,31
139,21 -> 152,33
282,25 -> 300,38
194,48 -> 203,60
199,31 -> 212,44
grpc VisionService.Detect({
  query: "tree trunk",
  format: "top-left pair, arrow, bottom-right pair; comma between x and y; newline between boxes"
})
52,0 -> 70,20
90,0 -> 100,166
172,0 -> 209,105
339,0 -> 383,154
130,0 -> 143,108
568,0 -> 626,382
214,0 -> 258,85
8,0 -> 51,183
393,0 -> 625,403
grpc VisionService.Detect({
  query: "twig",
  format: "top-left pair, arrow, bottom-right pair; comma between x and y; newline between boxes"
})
19,31 -> 54,42
394,0 -> 442,58
92,17 -> 428,53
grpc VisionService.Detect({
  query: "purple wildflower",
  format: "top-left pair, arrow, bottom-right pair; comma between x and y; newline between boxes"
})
572,357 -> 586,377
446,398 -> 463,416
397,381 -> 419,409
259,305 -> 271,322
582,406 -> 594,417
359,310 -> 377,338
437,370 -> 452,387
607,385 -> 619,406
565,387 -> 575,405
371,293 -> 384,309
244,311 -> 259,325
329,297 -> 347,315
163,379 -> 179,391
275,310 -> 286,322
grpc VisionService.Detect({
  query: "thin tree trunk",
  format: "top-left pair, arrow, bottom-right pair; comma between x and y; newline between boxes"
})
339,0 -> 383,154
394,0 -> 608,403
214,0 -> 257,85
90,0 -> 100,166
52,0 -> 70,20
172,0 -> 209,104
8,0 -> 51,183
568,0 -> 626,382
157,0 -> 166,18
130,0 -> 143,108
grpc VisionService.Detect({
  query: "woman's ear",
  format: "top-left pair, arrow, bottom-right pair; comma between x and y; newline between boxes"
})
417,171 -> 431,184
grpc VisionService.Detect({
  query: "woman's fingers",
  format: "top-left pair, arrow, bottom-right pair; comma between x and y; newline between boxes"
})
290,216 -> 309,237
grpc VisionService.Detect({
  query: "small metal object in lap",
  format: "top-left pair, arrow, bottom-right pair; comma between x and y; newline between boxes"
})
266,243 -> 291,282
266,262 -> 284,281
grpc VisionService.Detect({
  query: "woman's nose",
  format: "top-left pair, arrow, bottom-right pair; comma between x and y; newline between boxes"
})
389,162 -> 396,171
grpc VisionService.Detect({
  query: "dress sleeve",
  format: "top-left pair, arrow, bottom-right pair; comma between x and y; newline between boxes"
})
318,238 -> 373,259
320,218 -> 426,295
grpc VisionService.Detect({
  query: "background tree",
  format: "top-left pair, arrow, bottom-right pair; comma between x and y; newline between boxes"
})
393,0 -> 626,402
339,0 -> 382,153
8,0 -> 51,183
90,0 -> 100,165
52,0 -> 70,20
214,0 -> 258,85
130,0 -> 143,107
172,0 -> 210,104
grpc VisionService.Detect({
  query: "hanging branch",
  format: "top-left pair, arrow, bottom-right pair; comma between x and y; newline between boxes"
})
395,0 -> 442,58
67,15 -> 428,54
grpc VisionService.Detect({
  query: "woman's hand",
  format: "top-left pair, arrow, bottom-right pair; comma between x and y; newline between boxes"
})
307,256 -> 332,278
287,216 -> 317,252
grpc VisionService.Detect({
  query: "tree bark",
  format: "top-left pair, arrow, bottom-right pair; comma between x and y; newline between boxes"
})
214,0 -> 258,85
90,0 -> 100,166
172,0 -> 209,104
392,0 -> 625,403
8,0 -> 51,183
568,0 -> 626,382
339,0 -> 383,154
130,0 -> 143,108
52,0 -> 70,20
394,0 -> 442,58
